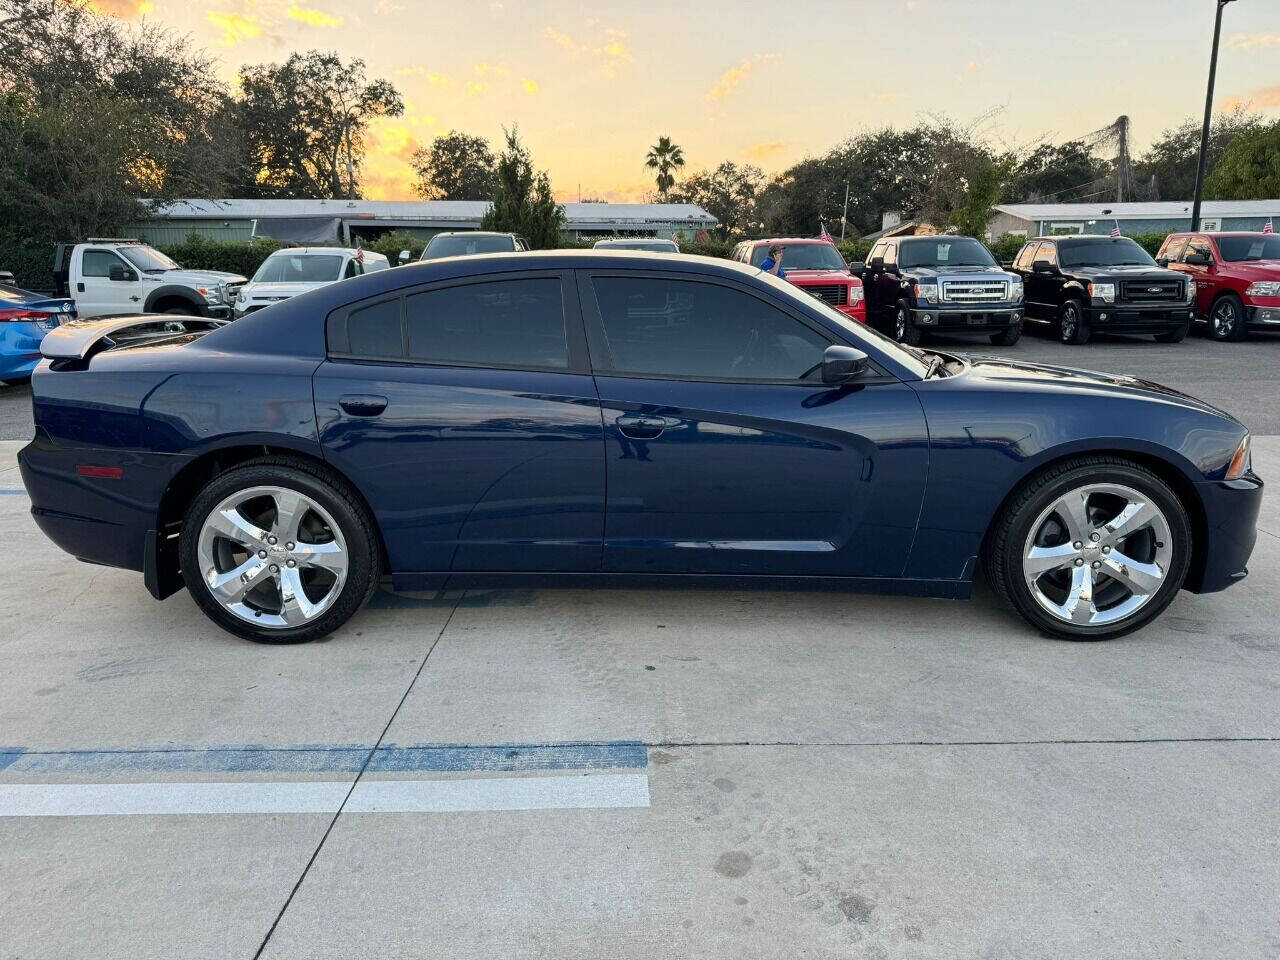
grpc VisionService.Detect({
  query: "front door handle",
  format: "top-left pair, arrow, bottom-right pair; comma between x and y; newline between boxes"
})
616,414 -> 667,439
338,394 -> 388,417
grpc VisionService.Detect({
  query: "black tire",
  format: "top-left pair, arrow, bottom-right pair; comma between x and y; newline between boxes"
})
893,301 -> 922,346
989,322 -> 1023,346
1154,323 -> 1190,344
2,377 -> 30,386
1057,299 -> 1090,344
179,457 -> 380,643
984,457 -> 1192,641
162,305 -> 196,316
1208,294 -> 1247,342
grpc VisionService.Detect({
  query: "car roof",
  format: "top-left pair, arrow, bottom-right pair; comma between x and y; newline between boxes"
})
895,234 -> 976,242
746,238 -> 836,245
265,247 -> 386,259
594,238 -> 677,244
1164,231 -> 1273,238
1031,234 -> 1138,242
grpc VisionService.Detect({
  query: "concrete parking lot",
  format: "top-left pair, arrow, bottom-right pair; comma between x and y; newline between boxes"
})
2,331 -> 1278,959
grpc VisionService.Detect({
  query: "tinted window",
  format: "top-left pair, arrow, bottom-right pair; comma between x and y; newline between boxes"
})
1058,237 -> 1156,268
346,298 -> 402,359
1160,236 -> 1188,262
1013,243 -> 1036,271
594,239 -> 679,253
898,238 -> 996,268
1218,235 -> 1280,262
882,243 -> 898,267
420,235 -> 515,260
1034,242 -> 1057,267
405,278 -> 567,368
868,242 -> 887,264
82,250 -> 126,277
591,277 -> 828,381
254,254 -> 344,283
748,244 -> 846,270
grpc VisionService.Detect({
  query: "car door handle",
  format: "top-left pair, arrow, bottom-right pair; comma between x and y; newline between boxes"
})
615,414 -> 667,439
338,394 -> 388,417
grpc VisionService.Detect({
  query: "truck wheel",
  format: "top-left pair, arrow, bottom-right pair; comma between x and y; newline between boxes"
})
1209,294 -> 1246,341
1154,323 -> 1189,344
893,302 -> 922,346
989,322 -> 1023,346
162,305 -> 196,316
1058,300 -> 1090,344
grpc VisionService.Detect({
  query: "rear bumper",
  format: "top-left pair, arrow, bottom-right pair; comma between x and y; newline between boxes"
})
0,321 -> 56,379
1086,304 -> 1193,332
1188,472 -> 1264,593
913,306 -> 1022,331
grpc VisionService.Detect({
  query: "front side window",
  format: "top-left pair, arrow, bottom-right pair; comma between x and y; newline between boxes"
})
1185,238 -> 1213,263
1058,238 -> 1156,268
1034,242 -> 1057,267
405,278 -> 568,368
591,276 -> 829,381
1217,235 -> 1280,262
82,250 -> 128,277
1013,243 -> 1036,271
253,254 -> 344,284
898,238 -> 996,269
1160,236 -> 1188,263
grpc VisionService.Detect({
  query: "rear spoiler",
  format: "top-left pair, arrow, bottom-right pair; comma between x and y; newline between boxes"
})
40,315 -> 226,360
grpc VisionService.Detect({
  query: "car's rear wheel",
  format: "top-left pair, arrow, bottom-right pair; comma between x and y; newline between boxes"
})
984,457 -> 1191,640
1209,294 -> 1246,341
893,301 -> 922,345
180,459 -> 379,643
1058,300 -> 1090,344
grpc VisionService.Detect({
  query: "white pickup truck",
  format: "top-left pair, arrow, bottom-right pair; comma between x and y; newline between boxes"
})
53,239 -> 247,320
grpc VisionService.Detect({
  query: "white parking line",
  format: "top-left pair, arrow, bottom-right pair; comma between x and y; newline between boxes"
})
0,774 -> 650,817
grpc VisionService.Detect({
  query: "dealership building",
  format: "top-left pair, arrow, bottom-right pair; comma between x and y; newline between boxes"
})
985,200 -> 1280,238
130,199 -> 718,246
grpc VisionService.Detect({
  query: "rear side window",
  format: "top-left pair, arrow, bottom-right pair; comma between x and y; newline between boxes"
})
590,276 -> 828,381
404,278 -> 567,368
346,298 -> 402,359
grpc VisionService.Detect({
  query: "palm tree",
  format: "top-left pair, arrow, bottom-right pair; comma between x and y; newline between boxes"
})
645,136 -> 685,201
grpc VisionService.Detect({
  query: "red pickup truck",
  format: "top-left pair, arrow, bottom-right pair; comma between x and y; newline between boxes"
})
1157,231 -> 1280,341
730,238 -> 866,323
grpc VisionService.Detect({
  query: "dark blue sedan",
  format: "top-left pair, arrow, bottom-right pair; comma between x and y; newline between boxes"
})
0,283 -> 75,384
20,252 -> 1261,643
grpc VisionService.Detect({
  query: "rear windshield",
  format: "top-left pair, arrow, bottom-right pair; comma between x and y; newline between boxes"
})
0,283 -> 40,303
750,244 -> 846,270
252,254 -> 343,283
898,238 -> 996,268
421,235 -> 515,259
595,240 -> 679,252
1058,238 -> 1156,268
1217,235 -> 1280,262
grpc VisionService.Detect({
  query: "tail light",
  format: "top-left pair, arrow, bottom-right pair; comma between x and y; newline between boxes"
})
0,308 -> 52,322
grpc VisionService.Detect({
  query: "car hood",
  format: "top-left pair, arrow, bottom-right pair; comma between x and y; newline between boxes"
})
241,281 -> 332,299
1218,260 -> 1280,281
153,268 -> 247,285
953,353 -> 1235,421
1066,265 -> 1182,281
907,265 -> 1013,279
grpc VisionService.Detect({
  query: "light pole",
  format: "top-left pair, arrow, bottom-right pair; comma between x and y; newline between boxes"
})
1191,0 -> 1237,231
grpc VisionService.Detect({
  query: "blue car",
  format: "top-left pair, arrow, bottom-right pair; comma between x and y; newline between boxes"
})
0,283 -> 75,384
20,252 -> 1261,643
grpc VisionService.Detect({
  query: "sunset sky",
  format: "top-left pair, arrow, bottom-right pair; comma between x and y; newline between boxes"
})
93,0 -> 1280,201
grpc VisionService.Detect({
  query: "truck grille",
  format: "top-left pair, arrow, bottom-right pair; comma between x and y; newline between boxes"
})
1119,279 -> 1181,302
801,284 -> 848,306
940,280 -> 1009,302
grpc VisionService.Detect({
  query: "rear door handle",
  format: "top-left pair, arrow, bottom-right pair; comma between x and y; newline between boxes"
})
338,394 -> 388,417
616,414 -> 667,439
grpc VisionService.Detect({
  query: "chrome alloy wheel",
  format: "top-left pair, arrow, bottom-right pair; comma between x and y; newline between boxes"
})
196,485 -> 348,628
894,307 -> 907,340
1022,482 -> 1173,627
1211,299 -> 1238,338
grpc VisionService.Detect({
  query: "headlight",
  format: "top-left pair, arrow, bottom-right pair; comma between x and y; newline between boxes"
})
1245,281 -> 1280,298
1225,434 -> 1252,480
236,289 -> 247,304
1089,282 -> 1115,303
849,284 -> 865,304
1010,278 -> 1024,301
1185,279 -> 1195,302
914,282 -> 939,302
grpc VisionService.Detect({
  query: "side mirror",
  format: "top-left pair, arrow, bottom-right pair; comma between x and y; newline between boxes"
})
821,345 -> 870,384
398,250 -> 411,264
108,264 -> 136,282
1155,257 -> 1169,268
848,261 -> 866,278
1185,252 -> 1210,266
1032,259 -> 1055,274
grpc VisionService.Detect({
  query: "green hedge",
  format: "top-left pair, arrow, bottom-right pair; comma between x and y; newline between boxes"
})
0,239 -> 60,292
156,234 -> 284,277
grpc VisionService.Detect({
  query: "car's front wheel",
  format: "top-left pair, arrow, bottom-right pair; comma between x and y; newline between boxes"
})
1155,323 -> 1190,344
989,322 -> 1022,346
984,457 -> 1191,640
180,458 -> 380,643
893,301 -> 922,346
1058,300 -> 1090,344
1209,294 -> 1246,341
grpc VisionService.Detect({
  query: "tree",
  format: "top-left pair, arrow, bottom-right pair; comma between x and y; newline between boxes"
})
411,131 -> 497,200
645,135 -> 685,200
1206,120 -> 1280,199
1134,110 -> 1261,200
668,162 -> 764,238
236,51 -> 403,199
479,126 -> 565,248
1006,141 -> 1109,203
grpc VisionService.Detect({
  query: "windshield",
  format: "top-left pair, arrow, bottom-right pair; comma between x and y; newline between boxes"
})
898,238 -> 996,268
750,243 -> 847,271
252,254 -> 343,284
595,240 -> 679,252
421,235 -> 515,259
1217,235 -> 1280,262
119,245 -> 181,272
1059,238 -> 1156,268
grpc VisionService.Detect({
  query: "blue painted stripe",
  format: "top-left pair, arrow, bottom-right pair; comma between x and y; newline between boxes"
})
0,488 -> 27,495
2,741 -> 648,775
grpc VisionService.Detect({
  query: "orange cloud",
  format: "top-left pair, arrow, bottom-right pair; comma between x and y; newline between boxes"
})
543,25 -> 632,76
1225,33 -> 1280,50
522,78 -> 538,95
87,0 -> 153,16
286,4 -> 342,27
706,54 -> 778,102
1222,84 -> 1280,112
746,141 -> 787,160
206,9 -> 262,45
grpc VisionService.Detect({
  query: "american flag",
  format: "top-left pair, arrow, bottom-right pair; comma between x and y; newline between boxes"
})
1264,217 -> 1274,235
354,239 -> 365,264
1109,220 -> 1121,238
819,222 -> 833,242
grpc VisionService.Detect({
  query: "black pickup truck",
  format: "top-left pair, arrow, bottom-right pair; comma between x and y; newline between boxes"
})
861,235 -> 1024,345
1011,235 -> 1195,344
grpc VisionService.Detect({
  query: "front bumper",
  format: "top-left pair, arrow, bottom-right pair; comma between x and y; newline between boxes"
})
835,302 -> 867,323
1245,297 -> 1280,327
913,305 -> 1022,332
202,303 -> 234,320
1086,304 -> 1193,333
1188,472 -> 1264,593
